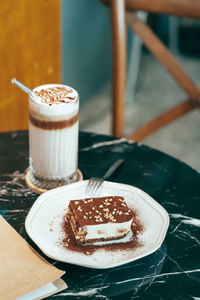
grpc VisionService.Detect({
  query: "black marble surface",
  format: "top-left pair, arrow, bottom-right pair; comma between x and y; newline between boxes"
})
0,131 -> 200,299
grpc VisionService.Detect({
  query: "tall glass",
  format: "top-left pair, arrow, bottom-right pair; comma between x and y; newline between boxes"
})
28,84 -> 79,190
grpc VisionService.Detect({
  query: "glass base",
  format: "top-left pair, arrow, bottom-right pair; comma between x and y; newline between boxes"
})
26,169 -> 82,194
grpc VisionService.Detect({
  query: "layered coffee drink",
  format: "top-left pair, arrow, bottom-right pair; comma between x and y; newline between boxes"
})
29,84 -> 79,188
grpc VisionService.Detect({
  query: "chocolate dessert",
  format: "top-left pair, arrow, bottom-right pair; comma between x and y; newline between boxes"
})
66,196 -> 134,245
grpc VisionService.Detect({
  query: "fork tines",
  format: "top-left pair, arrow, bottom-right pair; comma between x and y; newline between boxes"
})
85,178 -> 104,197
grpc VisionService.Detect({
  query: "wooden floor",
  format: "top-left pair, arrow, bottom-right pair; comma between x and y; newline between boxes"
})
80,53 -> 200,171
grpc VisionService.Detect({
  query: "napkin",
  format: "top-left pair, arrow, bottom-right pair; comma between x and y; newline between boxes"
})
0,215 -> 67,300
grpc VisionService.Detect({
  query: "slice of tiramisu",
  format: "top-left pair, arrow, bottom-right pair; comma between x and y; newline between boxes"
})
66,196 -> 134,245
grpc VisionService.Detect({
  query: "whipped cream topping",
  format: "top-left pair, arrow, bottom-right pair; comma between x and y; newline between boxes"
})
29,84 -> 79,118
35,86 -> 77,105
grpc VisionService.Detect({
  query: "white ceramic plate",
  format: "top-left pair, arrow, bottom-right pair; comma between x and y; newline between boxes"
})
25,180 -> 169,269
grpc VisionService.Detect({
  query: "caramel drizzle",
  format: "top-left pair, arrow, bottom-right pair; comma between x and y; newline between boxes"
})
29,113 -> 78,130
35,87 -> 76,104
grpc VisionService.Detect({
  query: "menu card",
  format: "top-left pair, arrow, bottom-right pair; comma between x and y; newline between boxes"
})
0,215 -> 67,300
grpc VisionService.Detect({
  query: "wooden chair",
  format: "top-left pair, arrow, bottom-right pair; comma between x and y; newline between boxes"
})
101,0 -> 200,141
0,0 -> 61,132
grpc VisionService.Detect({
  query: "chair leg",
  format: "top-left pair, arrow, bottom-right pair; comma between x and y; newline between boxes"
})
127,13 -> 200,101
126,13 -> 200,141
126,12 -> 147,104
127,99 -> 197,141
110,0 -> 127,137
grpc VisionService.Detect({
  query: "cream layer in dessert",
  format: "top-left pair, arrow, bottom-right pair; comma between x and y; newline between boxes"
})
29,84 -> 79,180
66,196 -> 134,245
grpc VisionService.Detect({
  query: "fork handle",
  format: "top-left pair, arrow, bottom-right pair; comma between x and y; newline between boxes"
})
102,159 -> 124,180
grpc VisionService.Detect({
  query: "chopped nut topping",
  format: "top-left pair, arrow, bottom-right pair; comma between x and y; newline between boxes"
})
68,196 -> 134,228
103,208 -> 109,212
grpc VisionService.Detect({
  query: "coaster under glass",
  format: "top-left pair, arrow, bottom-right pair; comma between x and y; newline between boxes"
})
26,169 -> 83,194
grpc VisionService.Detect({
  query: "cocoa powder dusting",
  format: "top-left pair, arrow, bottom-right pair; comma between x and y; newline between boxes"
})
62,208 -> 144,256
69,196 -> 134,226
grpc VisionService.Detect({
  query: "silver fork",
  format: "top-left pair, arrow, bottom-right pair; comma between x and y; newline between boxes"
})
85,159 -> 124,197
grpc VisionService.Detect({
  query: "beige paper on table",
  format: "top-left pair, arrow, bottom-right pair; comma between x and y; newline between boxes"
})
0,215 -> 67,300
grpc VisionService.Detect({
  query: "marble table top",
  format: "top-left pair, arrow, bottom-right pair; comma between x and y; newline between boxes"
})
0,131 -> 200,299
